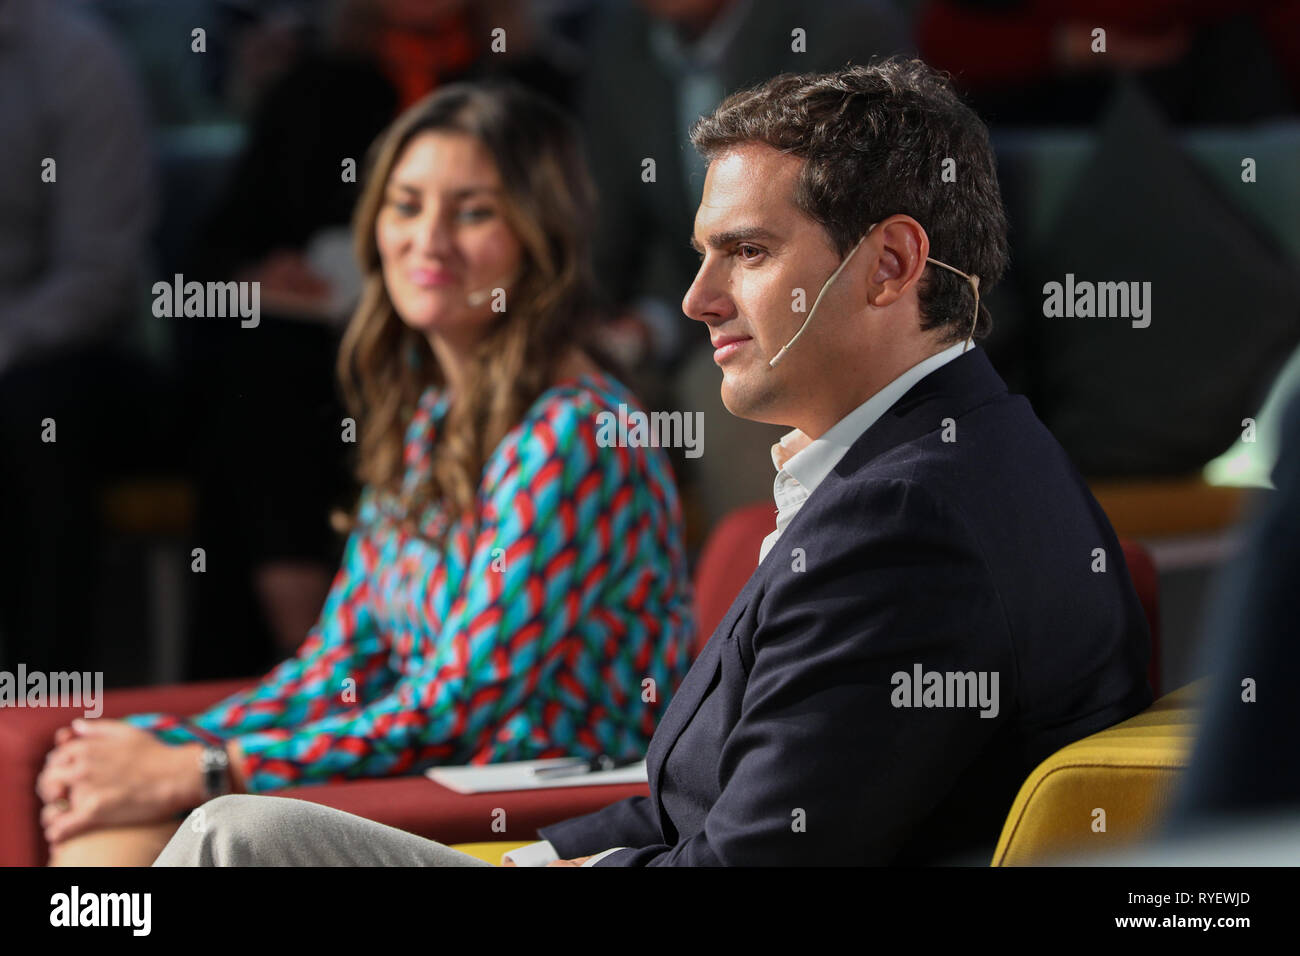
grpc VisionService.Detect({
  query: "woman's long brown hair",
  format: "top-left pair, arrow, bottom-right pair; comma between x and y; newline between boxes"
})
335,82 -> 603,542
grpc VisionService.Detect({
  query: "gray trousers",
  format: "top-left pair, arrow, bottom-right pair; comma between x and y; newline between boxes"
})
153,795 -> 496,867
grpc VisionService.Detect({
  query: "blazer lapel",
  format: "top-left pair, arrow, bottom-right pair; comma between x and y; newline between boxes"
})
646,553 -> 773,806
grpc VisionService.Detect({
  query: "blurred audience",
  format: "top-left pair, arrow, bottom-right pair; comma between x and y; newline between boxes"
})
1167,389 -> 1300,832
918,0 -> 1299,125
986,81 -> 1300,479
1061,388 -> 1300,864
0,0 -> 156,672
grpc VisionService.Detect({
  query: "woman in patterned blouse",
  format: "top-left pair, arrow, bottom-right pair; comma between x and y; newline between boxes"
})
38,83 -> 695,865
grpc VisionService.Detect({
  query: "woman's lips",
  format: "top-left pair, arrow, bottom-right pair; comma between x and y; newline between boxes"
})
409,268 -> 457,288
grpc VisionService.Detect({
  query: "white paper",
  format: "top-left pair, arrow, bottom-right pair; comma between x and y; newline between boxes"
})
426,758 -> 648,794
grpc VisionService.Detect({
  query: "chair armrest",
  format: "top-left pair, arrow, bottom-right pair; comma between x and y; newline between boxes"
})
991,681 -> 1203,866
0,678 -> 253,866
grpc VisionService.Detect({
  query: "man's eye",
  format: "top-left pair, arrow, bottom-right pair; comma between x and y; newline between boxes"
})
737,244 -> 764,261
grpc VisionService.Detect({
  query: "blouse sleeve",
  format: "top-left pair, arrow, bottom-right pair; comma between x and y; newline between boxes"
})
213,392 -> 632,791
122,488 -> 395,747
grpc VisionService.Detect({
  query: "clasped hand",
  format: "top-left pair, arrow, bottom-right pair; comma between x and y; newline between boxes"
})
36,719 -> 202,844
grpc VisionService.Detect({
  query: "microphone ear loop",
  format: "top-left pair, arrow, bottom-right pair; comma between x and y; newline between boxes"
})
466,266 -> 525,307
924,257 -> 980,352
766,221 -> 983,368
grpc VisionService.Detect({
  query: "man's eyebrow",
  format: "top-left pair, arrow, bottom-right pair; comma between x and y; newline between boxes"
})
689,226 -> 779,253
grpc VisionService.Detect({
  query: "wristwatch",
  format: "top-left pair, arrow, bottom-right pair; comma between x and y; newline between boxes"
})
198,744 -> 232,800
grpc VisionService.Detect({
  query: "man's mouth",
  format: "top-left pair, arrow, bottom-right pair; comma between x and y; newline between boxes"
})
711,333 -> 752,365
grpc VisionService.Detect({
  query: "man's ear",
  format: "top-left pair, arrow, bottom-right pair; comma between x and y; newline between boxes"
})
866,216 -> 929,308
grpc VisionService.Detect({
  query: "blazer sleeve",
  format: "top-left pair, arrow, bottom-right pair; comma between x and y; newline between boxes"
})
537,795 -> 663,859
596,477 -> 1017,865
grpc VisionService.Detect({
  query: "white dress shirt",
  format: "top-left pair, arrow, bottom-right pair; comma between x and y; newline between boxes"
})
758,342 -> 970,563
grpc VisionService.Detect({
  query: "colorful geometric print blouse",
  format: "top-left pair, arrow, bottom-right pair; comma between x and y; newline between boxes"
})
124,370 -> 696,792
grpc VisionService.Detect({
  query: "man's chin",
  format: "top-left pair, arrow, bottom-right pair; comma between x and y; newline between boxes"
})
719,370 -> 777,423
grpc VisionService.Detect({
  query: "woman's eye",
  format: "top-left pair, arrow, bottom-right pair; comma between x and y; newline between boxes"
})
389,199 -> 420,217
458,207 -> 495,223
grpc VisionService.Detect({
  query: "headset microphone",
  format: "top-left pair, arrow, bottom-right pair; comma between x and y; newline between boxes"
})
766,222 -> 982,369
466,268 -> 523,307
767,234 -> 867,369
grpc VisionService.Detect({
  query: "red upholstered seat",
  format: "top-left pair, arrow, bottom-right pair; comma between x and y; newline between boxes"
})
693,501 -> 773,656
0,679 -> 647,866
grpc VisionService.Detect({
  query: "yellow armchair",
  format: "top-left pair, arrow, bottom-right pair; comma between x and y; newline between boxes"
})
991,681 -> 1202,866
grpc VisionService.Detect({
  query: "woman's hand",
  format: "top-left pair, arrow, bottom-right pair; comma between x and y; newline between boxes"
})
36,720 -> 206,844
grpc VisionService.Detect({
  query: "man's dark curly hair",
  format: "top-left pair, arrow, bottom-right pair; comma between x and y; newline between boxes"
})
690,58 -> 1010,343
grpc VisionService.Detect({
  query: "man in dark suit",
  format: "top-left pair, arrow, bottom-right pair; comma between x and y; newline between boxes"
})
154,59 -> 1152,868
522,58 -> 1153,866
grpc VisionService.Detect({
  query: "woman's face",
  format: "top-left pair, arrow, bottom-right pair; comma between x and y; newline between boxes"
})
376,130 -> 523,347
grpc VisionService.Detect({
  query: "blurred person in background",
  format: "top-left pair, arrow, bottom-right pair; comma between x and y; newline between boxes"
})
179,0 -> 583,678
577,0 -> 909,536
918,1 -> 1300,491
0,0 -> 155,672
918,0 -> 1299,125
36,82 -> 696,866
1164,387 -> 1300,837
1058,389 -> 1300,864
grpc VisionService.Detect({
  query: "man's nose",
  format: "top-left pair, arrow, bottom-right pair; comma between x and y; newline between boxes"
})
682,261 -> 733,325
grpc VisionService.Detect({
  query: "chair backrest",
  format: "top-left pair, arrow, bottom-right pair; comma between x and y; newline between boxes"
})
991,679 -> 1200,865
1119,538 -> 1161,697
692,504 -> 1162,694
692,502 -> 773,657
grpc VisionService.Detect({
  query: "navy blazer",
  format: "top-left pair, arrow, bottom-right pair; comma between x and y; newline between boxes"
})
540,347 -> 1153,865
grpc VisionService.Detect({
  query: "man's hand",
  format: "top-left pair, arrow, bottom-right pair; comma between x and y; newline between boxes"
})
36,719 -> 206,844
545,856 -> 594,867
